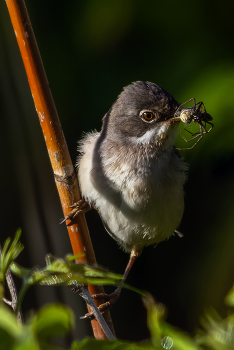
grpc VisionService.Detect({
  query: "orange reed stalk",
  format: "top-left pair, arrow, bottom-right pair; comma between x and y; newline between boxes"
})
5,0 -> 114,339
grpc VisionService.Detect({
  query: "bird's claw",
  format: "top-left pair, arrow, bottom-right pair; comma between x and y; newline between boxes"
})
80,291 -> 121,320
174,229 -> 184,238
60,199 -> 91,224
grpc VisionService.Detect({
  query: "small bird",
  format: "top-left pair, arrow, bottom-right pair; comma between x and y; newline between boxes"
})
65,81 -> 187,316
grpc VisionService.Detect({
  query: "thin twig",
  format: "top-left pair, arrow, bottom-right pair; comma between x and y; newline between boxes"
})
5,270 -> 23,324
0,245 -> 23,323
78,285 -> 116,341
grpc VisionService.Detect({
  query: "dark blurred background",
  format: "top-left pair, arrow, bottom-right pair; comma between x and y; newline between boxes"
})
0,0 -> 234,342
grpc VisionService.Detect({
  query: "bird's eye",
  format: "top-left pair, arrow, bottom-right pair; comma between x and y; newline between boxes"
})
141,111 -> 155,122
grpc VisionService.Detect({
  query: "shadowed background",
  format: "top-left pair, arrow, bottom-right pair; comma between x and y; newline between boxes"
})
0,0 -> 234,342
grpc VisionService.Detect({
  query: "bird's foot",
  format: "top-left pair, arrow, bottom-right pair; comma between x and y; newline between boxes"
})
174,229 -> 184,238
60,199 -> 91,224
80,291 -> 121,320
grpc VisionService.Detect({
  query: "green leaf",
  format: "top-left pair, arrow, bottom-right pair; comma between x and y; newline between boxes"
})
0,230 -> 24,280
11,252 -> 138,291
143,294 -> 199,350
225,285 -> 234,307
0,328 -> 15,349
13,329 -> 40,350
160,323 -> 200,350
32,259 -> 124,287
66,254 -> 85,262
33,304 -> 74,341
0,302 -> 22,337
10,262 -> 32,280
71,338 -> 158,349
0,302 -> 22,348
142,294 -> 166,346
0,302 -> 73,350
1,238 -> 11,263
198,310 -> 234,350
10,254 -> 144,314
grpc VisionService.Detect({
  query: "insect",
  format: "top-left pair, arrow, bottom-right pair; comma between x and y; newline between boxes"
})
175,98 -> 214,150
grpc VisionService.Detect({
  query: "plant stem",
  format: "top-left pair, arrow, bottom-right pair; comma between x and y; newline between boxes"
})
15,280 -> 30,315
5,0 -> 114,339
0,245 -> 23,323
5,270 -> 23,323
79,286 -> 116,341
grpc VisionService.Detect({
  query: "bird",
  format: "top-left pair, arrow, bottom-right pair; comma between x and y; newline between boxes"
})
63,81 -> 187,317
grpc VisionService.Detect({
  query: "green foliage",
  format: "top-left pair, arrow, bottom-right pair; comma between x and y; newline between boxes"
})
71,338 -> 156,349
32,304 -> 74,343
225,286 -> 234,308
195,286 -> 234,350
0,302 -> 74,350
0,302 -> 21,348
2,233 -> 234,349
11,254 -> 124,287
71,288 -> 234,350
9,251 -> 145,314
4,289 -> 234,349
143,294 -> 198,349
0,229 -> 23,284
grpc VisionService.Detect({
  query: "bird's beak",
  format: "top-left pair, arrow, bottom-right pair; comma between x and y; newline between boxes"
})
168,116 -> 181,126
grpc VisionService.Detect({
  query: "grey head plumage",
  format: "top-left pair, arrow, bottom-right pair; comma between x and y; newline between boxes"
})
101,81 -> 180,143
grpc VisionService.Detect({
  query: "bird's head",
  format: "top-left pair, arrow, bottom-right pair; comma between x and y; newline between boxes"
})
102,81 -> 180,150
